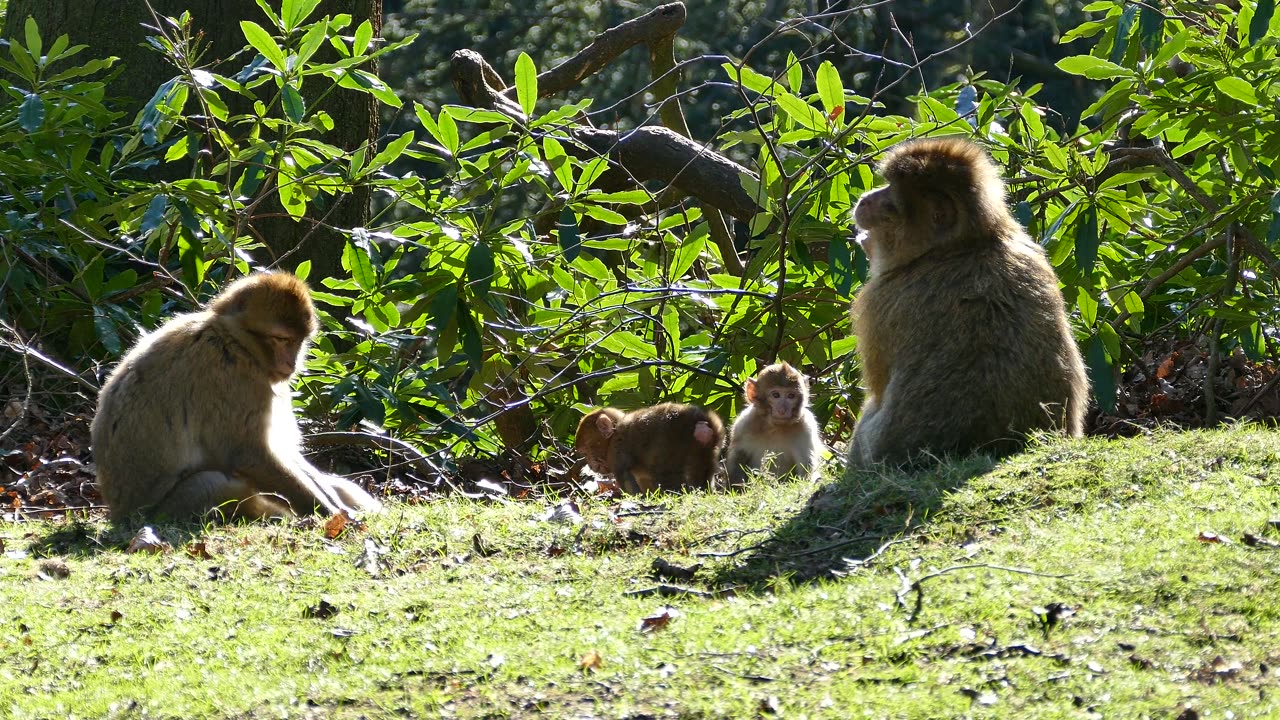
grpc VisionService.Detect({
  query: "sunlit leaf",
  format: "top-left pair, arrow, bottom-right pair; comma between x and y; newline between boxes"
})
240,21 -> 287,70
1215,76 -> 1258,105
515,52 -> 537,117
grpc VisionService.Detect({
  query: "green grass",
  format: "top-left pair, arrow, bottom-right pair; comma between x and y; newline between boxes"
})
4,426 -> 1280,718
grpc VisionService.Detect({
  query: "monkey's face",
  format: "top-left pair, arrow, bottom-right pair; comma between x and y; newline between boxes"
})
852,186 -> 898,232
252,325 -> 308,383
574,411 -> 616,475
763,385 -> 805,425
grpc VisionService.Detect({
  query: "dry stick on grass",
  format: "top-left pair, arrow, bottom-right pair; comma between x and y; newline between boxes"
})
896,563 -> 1070,624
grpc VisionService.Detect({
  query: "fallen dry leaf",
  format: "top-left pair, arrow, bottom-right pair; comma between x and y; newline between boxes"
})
324,512 -> 350,539
638,606 -> 680,633
126,526 -> 171,554
185,541 -> 214,560
579,650 -> 603,672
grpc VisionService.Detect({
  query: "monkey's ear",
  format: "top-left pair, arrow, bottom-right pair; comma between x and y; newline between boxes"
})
595,414 -> 616,438
932,195 -> 958,231
744,378 -> 757,403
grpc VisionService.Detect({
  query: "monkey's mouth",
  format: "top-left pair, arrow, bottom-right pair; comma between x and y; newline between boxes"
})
768,415 -> 801,426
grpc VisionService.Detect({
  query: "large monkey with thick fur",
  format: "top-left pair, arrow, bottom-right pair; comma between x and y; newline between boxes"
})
848,137 -> 1089,467
92,272 -> 382,520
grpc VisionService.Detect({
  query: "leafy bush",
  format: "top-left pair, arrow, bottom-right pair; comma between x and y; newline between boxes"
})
3,0 -> 1276,476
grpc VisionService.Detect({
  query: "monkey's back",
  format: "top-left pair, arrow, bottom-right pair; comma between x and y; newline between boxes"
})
610,402 -> 724,491
92,313 -> 274,516
857,234 -> 1088,458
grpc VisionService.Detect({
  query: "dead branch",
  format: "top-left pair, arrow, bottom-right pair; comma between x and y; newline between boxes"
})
449,5 -> 763,226
509,2 -> 689,100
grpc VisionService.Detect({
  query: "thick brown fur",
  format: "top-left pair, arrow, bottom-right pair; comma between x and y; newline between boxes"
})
726,362 -> 823,485
849,137 -> 1089,468
574,403 -> 724,494
92,272 -> 382,521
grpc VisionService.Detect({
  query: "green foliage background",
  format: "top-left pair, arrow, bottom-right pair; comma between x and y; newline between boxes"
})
1,0 -> 1277,474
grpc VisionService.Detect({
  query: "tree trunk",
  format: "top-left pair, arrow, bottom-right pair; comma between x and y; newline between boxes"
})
2,0 -> 381,280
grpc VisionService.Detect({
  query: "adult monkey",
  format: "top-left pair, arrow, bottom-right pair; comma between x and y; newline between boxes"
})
92,272 -> 382,520
848,137 -> 1089,468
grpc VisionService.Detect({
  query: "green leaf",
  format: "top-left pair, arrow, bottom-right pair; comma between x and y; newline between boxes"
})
93,310 -> 123,356
458,307 -> 482,365
1075,205 -> 1099,273
786,52 -> 803,94
353,19 -> 373,55
598,331 -> 657,360
828,234 -> 854,297
430,283 -> 459,336
515,52 -> 537,117
775,92 -> 826,131
723,63 -> 783,96
18,93 -> 45,132
23,17 -> 42,59
1138,5 -> 1164,53
282,84 -> 306,121
1109,5 -> 1137,64
1215,76 -> 1258,105
240,21 -> 287,70
366,130 -> 414,173
1055,55 -> 1132,80
558,206 -> 581,262
542,137 -> 573,192
282,0 -> 322,31
342,239 -> 377,291
1087,334 -> 1117,414
670,230 -> 706,280
140,194 -> 169,236
240,148 -> 268,196
295,260 -> 312,281
1266,192 -> 1280,247
466,241 -> 495,297
1252,0 -> 1277,45
296,20 -> 328,65
815,61 -> 843,116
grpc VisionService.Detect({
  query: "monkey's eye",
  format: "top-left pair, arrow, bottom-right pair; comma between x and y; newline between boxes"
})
771,391 -> 782,399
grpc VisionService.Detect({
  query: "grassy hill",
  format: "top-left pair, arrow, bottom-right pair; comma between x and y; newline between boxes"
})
3,426 -> 1279,718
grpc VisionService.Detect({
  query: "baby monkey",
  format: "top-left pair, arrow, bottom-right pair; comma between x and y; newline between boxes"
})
726,362 -> 823,485
575,403 -> 724,494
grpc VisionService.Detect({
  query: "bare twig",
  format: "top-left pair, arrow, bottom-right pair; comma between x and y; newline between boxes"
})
896,563 -> 1070,623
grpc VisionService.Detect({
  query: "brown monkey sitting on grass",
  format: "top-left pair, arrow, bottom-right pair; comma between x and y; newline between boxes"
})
92,272 -> 382,521
575,403 -> 724,494
848,137 -> 1089,468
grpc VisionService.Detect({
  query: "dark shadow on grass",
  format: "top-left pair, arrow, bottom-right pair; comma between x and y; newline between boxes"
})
710,453 -> 1000,589
25,514 -> 286,558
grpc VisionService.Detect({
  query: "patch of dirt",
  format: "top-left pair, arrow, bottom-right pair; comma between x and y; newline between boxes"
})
1088,337 -> 1279,437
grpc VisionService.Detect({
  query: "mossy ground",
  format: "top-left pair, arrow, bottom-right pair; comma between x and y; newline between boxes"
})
3,426 -> 1279,718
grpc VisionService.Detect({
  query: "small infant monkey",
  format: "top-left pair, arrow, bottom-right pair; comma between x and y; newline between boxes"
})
92,272 -> 382,521
575,403 -> 724,494
726,362 -> 823,485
